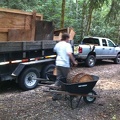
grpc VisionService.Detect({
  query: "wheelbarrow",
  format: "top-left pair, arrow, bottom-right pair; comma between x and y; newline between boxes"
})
42,72 -> 99,109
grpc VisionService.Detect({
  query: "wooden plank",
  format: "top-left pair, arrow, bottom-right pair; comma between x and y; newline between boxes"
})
24,16 -> 31,30
53,32 -> 62,41
0,28 -> 30,32
69,28 -> 76,40
0,8 -> 43,19
0,12 -> 30,29
53,27 -> 75,41
0,33 -> 7,41
31,11 -> 36,40
8,29 -> 32,41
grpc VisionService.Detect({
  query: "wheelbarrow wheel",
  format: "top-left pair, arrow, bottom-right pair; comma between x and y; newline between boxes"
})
83,90 -> 97,103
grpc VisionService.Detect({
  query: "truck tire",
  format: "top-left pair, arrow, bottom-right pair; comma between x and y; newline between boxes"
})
114,54 -> 120,64
41,64 -> 55,79
18,67 -> 39,90
85,55 -> 96,67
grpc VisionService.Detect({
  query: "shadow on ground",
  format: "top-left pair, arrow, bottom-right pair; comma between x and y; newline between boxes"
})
77,60 -> 114,67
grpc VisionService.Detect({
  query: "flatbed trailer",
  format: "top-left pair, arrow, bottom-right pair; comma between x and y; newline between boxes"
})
0,40 -> 57,90
0,8 -> 76,90
0,8 -> 56,90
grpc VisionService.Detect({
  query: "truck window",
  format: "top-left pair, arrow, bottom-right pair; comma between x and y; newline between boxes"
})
102,39 -> 107,46
82,38 -> 99,45
108,40 -> 115,47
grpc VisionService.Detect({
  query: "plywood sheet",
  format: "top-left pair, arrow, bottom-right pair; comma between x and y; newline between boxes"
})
35,21 -> 54,40
0,33 -> 7,41
8,29 -> 32,41
0,12 -> 30,29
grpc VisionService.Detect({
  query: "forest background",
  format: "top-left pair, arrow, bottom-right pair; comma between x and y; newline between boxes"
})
0,0 -> 120,44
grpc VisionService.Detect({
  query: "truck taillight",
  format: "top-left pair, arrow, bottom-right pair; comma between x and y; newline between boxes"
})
78,47 -> 82,53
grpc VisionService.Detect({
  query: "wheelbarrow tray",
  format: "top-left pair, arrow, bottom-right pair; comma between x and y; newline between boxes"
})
60,75 -> 99,94
46,72 -> 99,94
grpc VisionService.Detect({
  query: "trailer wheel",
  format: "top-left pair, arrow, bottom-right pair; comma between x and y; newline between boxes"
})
83,90 -> 97,103
41,64 -> 55,79
85,55 -> 96,67
18,68 -> 39,90
114,54 -> 120,64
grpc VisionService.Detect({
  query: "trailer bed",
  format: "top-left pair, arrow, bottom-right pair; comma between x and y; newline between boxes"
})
0,40 -> 56,52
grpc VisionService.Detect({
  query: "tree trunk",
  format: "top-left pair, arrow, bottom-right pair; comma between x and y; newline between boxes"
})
76,0 -> 78,19
60,0 -> 65,28
80,0 -> 87,40
86,8 -> 93,35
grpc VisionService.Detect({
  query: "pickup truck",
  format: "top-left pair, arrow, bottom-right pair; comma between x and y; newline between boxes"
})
74,37 -> 120,67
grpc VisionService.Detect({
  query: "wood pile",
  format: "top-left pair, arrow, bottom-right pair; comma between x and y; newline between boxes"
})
67,72 -> 93,83
53,68 -> 93,83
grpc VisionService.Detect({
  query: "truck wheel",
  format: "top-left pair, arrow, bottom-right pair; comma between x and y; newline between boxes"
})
114,54 -> 120,64
83,90 -> 97,104
18,68 -> 39,90
41,64 -> 55,79
85,55 -> 96,67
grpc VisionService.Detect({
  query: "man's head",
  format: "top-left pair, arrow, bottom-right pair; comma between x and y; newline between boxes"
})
61,33 -> 70,42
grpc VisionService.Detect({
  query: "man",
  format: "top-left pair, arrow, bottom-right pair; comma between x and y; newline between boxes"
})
52,33 -> 78,100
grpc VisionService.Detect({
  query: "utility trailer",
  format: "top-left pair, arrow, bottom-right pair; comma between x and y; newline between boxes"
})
0,8 -> 56,90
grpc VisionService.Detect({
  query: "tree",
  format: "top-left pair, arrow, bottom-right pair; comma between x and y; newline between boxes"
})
85,0 -> 108,35
61,0 -> 65,28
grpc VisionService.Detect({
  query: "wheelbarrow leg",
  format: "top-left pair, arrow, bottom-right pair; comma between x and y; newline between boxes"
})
76,96 -> 82,108
69,95 -> 82,109
69,95 -> 74,109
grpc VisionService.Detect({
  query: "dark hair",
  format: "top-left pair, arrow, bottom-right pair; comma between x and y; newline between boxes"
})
61,33 -> 70,40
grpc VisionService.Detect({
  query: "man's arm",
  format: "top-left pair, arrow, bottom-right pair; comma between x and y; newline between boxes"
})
68,53 -> 78,66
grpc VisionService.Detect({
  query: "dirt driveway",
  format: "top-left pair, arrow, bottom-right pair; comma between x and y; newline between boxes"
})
0,60 -> 120,120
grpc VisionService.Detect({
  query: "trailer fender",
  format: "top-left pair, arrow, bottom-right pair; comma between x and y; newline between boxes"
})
12,59 -> 55,77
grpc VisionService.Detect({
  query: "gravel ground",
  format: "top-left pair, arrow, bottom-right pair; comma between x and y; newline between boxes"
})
0,60 -> 120,120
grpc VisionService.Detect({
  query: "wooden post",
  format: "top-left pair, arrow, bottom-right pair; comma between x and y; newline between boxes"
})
31,11 -> 36,41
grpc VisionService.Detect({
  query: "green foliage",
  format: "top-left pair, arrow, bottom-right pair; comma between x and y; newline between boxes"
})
0,0 -> 119,43
0,0 -> 39,11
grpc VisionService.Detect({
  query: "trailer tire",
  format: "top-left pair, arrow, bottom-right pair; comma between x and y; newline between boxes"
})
85,55 -> 96,67
41,64 -> 55,79
18,67 -> 39,90
83,90 -> 97,103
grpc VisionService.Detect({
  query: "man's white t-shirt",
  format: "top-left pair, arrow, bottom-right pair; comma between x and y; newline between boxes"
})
54,41 -> 73,68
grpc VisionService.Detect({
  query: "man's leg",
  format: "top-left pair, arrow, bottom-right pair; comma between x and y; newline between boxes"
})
54,66 -> 69,85
52,66 -> 70,100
